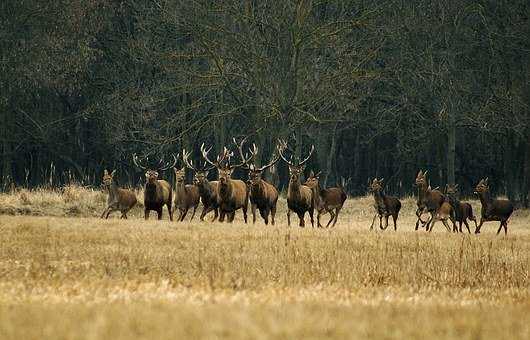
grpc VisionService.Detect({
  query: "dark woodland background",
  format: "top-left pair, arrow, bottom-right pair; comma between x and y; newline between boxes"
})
1,0 -> 529,205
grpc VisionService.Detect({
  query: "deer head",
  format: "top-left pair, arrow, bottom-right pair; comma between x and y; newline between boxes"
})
278,139 -> 314,185
233,137 -> 280,186
102,169 -> 116,187
303,170 -> 322,189
133,153 -> 177,184
182,148 -> 215,186
415,170 -> 428,187
445,184 -> 459,196
474,178 -> 489,195
368,178 -> 384,193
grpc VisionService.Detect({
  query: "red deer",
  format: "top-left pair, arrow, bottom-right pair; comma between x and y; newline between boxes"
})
173,156 -> 201,222
445,184 -> 477,233
303,171 -> 347,228
474,178 -> 514,235
414,170 -> 445,230
201,144 -> 250,223
428,199 -> 454,232
234,138 -> 279,225
368,178 -> 401,231
182,149 -> 219,222
133,154 -> 176,221
100,169 -> 137,219
278,139 -> 315,228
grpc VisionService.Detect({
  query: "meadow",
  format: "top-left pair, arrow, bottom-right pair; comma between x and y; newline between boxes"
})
0,186 -> 528,339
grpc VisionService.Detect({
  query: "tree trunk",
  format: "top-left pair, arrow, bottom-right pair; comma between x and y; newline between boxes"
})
323,123 -> 338,187
447,109 -> 456,186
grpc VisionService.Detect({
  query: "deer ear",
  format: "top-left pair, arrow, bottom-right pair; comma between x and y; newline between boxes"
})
416,170 -> 422,178
423,170 -> 428,177
379,178 -> 384,183
104,169 -> 108,176
110,170 -> 116,177
484,177 -> 489,184
309,170 -> 314,177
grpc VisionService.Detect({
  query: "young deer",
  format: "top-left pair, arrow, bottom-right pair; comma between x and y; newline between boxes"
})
445,184 -> 477,233
173,155 -> 200,222
278,139 -> 315,228
474,178 -> 514,235
100,169 -> 137,219
415,170 -> 445,230
201,144 -> 250,223
182,149 -> 219,222
428,198 -> 454,232
368,178 -> 401,231
234,138 -> 279,225
304,171 -> 347,228
133,154 -> 176,221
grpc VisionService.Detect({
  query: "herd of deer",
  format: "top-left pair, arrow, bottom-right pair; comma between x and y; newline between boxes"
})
100,140 -> 515,235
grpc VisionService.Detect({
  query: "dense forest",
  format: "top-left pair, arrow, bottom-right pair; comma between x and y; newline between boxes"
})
1,0 -> 529,205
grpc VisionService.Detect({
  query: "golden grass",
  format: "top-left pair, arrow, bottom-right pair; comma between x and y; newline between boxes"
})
0,187 -> 528,339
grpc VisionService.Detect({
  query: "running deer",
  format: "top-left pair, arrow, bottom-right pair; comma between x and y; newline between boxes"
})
445,184 -> 477,233
173,153 -> 200,222
428,198 -> 454,232
303,171 -> 347,228
278,139 -> 315,228
474,178 -> 514,235
368,178 -> 401,231
133,154 -> 176,221
234,138 -> 279,225
100,169 -> 137,219
414,170 -> 445,230
182,149 -> 219,222
201,144 -> 250,223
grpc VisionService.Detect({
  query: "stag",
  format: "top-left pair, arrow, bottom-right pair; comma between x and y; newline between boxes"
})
182,149 -> 219,222
303,171 -> 347,228
474,178 -> 514,235
368,178 -> 401,231
278,139 -> 315,228
234,138 -> 279,225
414,170 -> 445,230
173,155 -> 200,222
445,184 -> 477,233
133,154 -> 176,221
201,143 -> 250,223
100,169 -> 137,219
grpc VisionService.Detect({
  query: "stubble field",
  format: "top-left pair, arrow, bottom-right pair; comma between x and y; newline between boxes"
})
0,187 -> 529,339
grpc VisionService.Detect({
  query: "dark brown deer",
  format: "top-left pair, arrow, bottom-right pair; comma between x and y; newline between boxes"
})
173,156 -> 200,222
445,184 -> 477,233
234,138 -> 279,225
414,170 -> 445,231
100,169 -> 137,219
278,139 -> 315,228
368,178 -> 401,231
182,149 -> 219,222
133,154 -> 176,221
201,144 -> 250,223
303,171 -> 347,228
474,178 -> 514,235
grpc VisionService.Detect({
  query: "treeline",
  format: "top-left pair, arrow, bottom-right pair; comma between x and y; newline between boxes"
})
1,0 -> 529,205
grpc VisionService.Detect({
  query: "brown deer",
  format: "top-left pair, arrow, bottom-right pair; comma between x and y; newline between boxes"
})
368,178 -> 401,231
414,170 -> 445,231
474,178 -> 514,235
133,154 -> 176,221
445,184 -> 477,233
182,149 -> 219,222
278,139 -> 315,228
173,155 -> 201,222
201,144 -> 250,223
303,171 -> 347,228
428,199 -> 454,232
234,138 -> 279,225
100,169 -> 137,219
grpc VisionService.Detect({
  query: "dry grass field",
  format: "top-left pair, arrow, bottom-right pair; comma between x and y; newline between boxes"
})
0,186 -> 529,339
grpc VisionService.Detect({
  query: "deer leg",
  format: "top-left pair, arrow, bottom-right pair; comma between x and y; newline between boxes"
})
370,213 -> 378,230
503,221 -> 508,235
392,214 -> 398,231
297,212 -> 305,227
442,219 -> 451,232
121,211 -> 128,219
429,218 -> 437,232
144,209 -> 150,220
219,210 -> 225,222
271,205 -> 276,226
332,208 -> 341,227
261,208 -> 269,225
189,206 -> 197,222
317,210 -> 323,228
228,211 -> 236,223
309,209 -> 315,228
167,203 -> 173,221
325,210 -> 334,228
242,203 -> 248,224
101,207 -> 110,219
212,208 -> 218,222
414,208 -> 422,230
378,215 -> 383,230
383,215 -> 390,230
156,209 -> 163,220
287,209 -> 291,227
463,220 -> 470,233
199,206 -> 207,221
180,209 -> 188,222
252,203 -> 257,224
475,218 -> 485,234
496,222 -> 503,235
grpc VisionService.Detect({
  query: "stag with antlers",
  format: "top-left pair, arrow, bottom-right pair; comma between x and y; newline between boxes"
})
133,153 -> 176,221
201,143 -> 250,223
182,149 -> 219,222
234,138 -> 279,225
278,139 -> 315,228
173,152 -> 201,222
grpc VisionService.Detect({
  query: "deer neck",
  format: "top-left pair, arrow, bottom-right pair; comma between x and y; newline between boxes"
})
478,191 -> 493,209
106,182 -> 119,202
250,180 -> 264,196
175,180 -> 186,200
288,179 -> 302,200
198,181 -> 213,197
372,190 -> 384,207
219,178 -> 233,197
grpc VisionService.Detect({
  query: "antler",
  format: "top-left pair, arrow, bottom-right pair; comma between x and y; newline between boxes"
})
159,153 -> 178,171
232,137 -> 252,170
278,139 -> 296,167
201,143 -> 230,169
182,149 -> 197,172
298,145 -> 314,166
132,153 -> 147,170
